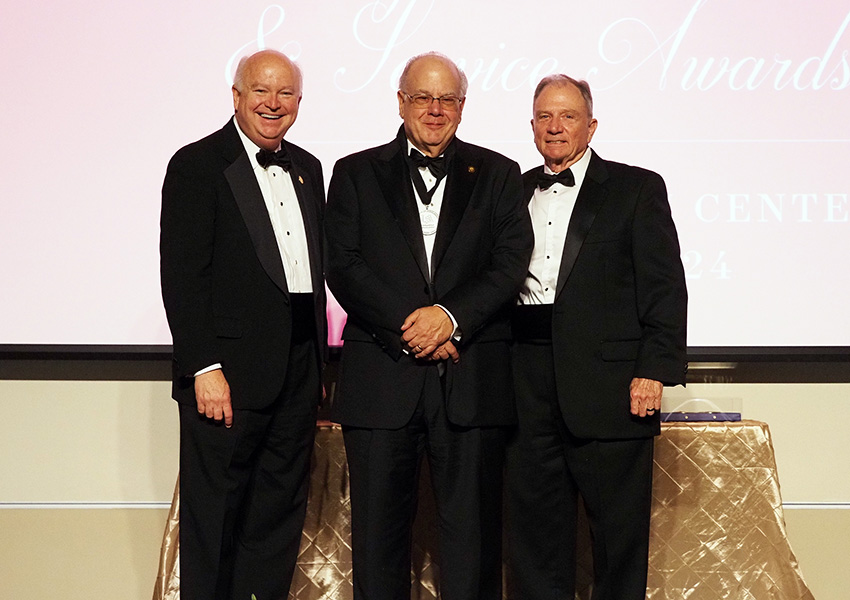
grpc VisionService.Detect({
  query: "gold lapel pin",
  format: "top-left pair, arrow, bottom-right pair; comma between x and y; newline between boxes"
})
468,166 -> 475,173
298,175 -> 304,184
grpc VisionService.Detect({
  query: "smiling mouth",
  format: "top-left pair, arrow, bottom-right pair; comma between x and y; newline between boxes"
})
260,113 -> 282,120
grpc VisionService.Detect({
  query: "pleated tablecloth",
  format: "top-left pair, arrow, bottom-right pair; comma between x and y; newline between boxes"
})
153,420 -> 813,600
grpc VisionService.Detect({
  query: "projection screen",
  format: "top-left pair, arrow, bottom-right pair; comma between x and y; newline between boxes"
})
0,0 -> 848,352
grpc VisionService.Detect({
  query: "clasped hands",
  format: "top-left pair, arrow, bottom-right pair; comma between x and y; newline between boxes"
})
401,306 -> 459,363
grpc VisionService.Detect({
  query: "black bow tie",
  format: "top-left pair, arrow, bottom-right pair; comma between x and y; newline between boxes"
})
409,149 -> 447,179
537,169 -> 575,190
256,146 -> 291,171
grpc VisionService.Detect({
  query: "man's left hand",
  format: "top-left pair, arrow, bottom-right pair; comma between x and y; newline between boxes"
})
401,306 -> 454,358
629,377 -> 663,417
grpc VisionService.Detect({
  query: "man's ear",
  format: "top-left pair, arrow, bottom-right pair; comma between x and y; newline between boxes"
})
232,86 -> 241,112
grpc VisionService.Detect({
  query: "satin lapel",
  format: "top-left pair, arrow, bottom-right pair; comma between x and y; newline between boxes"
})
431,141 -> 477,276
523,166 -> 542,203
287,156 -> 323,293
376,143 -> 430,283
225,152 -> 289,295
555,153 -> 609,300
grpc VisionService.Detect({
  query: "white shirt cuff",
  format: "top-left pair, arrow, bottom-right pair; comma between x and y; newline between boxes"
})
194,364 -> 222,377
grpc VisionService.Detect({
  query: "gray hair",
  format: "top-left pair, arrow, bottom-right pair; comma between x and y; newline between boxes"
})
398,51 -> 468,98
533,74 -> 593,118
233,49 -> 303,94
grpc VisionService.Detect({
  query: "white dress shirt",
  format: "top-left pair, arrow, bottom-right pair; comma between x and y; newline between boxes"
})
407,139 -> 448,272
406,139 -> 460,340
519,148 -> 593,305
235,119 -> 313,293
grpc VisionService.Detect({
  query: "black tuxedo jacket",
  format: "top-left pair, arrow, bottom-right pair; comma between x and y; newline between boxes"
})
525,150 -> 687,439
325,128 -> 533,429
160,119 -> 326,409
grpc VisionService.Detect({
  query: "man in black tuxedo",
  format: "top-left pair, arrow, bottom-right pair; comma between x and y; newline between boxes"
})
324,52 -> 532,600
505,75 -> 688,600
160,50 -> 326,600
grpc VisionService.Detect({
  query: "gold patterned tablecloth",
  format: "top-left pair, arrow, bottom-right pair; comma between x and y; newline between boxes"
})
647,421 -> 813,600
153,420 -> 813,600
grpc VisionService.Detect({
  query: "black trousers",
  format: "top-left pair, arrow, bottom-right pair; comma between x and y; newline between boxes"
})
505,341 -> 654,600
343,367 -> 507,600
178,336 -> 321,600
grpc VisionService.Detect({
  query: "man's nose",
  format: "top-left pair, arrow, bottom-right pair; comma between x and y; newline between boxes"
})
266,95 -> 281,110
428,98 -> 444,115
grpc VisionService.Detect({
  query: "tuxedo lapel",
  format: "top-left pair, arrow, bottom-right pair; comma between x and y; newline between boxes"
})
375,136 -> 430,283
555,151 -> 608,300
223,128 -> 289,296
431,139 -> 477,277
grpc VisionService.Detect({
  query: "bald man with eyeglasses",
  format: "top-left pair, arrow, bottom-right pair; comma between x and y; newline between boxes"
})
325,51 -> 532,600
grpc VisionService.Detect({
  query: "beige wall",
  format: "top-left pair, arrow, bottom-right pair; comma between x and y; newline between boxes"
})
1,379 -> 847,599
0,380 -> 177,503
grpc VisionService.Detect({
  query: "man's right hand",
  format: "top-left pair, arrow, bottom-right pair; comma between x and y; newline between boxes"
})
194,369 -> 233,427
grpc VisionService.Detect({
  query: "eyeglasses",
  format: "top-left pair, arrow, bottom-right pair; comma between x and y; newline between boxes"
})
402,92 -> 463,109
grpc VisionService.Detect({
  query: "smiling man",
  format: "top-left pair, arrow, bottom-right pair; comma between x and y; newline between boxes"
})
325,52 -> 532,600
505,74 -> 688,600
160,49 -> 326,600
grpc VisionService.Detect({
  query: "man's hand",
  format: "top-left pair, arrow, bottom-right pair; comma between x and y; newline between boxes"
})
629,377 -> 663,417
429,340 -> 460,363
401,306 -> 454,358
195,369 -> 233,427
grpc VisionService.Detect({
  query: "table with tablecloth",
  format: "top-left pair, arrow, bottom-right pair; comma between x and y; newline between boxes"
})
153,420 -> 813,599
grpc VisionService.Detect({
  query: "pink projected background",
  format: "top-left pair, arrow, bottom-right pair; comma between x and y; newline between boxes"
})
0,0 -> 847,347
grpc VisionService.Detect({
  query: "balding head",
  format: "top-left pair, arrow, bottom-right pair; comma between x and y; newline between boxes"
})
397,52 -> 467,157
231,50 -> 302,150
